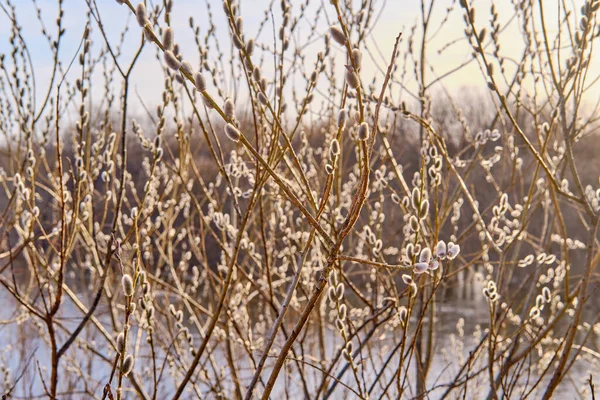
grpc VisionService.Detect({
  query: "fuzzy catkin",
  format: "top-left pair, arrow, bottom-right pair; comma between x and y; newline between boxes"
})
245,38 -> 254,56
330,26 -> 347,45
252,66 -> 261,82
257,92 -> 268,105
357,122 -> 369,141
164,50 -> 181,70
337,110 -> 347,129
330,139 -> 340,157
116,332 -> 125,353
122,274 -> 134,297
345,69 -> 359,89
122,355 -> 134,375
135,3 -> 148,27
194,72 -> 206,91
224,99 -> 235,119
181,60 -> 193,75
352,48 -> 362,70
224,123 -> 241,142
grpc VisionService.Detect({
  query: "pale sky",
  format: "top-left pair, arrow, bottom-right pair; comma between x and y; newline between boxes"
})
0,0 -> 597,120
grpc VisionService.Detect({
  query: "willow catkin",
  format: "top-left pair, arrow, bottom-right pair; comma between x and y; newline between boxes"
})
135,3 -> 148,27
252,66 -> 261,82
257,92 -> 268,105
224,98 -> 235,119
122,355 -> 134,375
245,38 -> 254,56
116,332 -> 125,353
194,72 -> 206,91
447,242 -> 461,259
329,25 -> 347,45
330,138 -> 340,157
162,27 -> 174,50
164,50 -> 181,70
352,48 -> 362,70
202,95 -> 214,109
345,68 -> 359,89
181,60 -> 193,75
232,34 -> 244,50
337,109 -> 347,129
224,123 -> 241,142
435,240 -> 447,258
357,122 -> 369,141
122,274 -> 134,297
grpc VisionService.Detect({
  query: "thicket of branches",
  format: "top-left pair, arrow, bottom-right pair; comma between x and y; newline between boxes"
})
1,0 -> 600,398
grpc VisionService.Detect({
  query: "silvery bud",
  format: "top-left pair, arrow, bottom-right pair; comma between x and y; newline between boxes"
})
329,25 -> 347,45
357,122 -> 369,141
162,27 -> 174,50
224,123 -> 241,142
121,354 -> 134,375
194,72 -> 206,92
122,274 -> 134,297
135,3 -> 148,27
164,50 -> 181,70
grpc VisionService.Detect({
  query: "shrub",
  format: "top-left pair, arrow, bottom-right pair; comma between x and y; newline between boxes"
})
1,0 -> 600,398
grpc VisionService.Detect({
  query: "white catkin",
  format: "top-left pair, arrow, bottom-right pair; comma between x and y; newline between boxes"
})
345,68 -> 359,89
224,123 -> 241,142
330,26 -> 347,45
122,274 -> 134,296
181,60 -> 193,75
164,50 -> 181,70
330,138 -> 340,157
135,3 -> 148,27
352,48 -> 362,70
224,99 -> 235,119
357,122 -> 369,141
435,240 -> 447,258
194,72 -> 206,91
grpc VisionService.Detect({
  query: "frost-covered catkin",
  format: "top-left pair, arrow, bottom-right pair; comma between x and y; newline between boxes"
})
162,27 -> 174,50
122,274 -> 134,297
357,122 -> 369,141
224,123 -> 241,142
164,50 -> 181,70
330,26 -> 347,45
